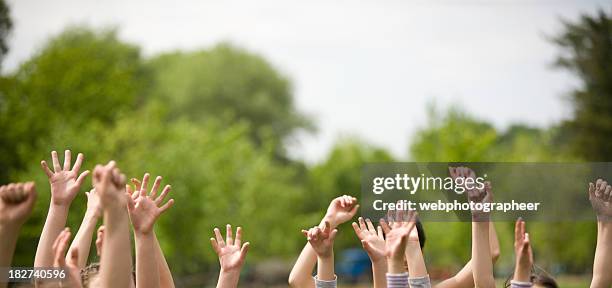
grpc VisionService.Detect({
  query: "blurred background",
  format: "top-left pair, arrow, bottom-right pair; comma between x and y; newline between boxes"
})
1,0 -> 611,287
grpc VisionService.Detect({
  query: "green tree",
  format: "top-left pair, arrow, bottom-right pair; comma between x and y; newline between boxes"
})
554,9 -> 612,161
147,44 -> 313,157
0,26 -> 147,181
0,0 -> 12,66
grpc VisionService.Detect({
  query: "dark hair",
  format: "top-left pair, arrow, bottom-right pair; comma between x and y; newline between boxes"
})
532,274 -> 558,288
415,219 -> 426,249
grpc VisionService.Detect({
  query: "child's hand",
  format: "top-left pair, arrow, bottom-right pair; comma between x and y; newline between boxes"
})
468,181 -> 492,221
323,195 -> 359,228
93,161 -> 127,210
52,228 -> 83,288
302,221 -> 338,259
352,217 -> 385,262
41,150 -> 90,207
0,182 -> 37,228
84,188 -> 102,218
382,209 -> 417,261
589,179 -> 612,220
513,218 -> 533,282
95,226 -> 105,257
210,224 -> 250,272
127,174 -> 174,235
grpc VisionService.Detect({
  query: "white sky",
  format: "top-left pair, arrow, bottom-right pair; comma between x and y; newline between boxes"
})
6,0 -> 610,163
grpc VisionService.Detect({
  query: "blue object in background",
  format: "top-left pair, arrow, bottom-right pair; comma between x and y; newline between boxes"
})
336,248 -> 372,283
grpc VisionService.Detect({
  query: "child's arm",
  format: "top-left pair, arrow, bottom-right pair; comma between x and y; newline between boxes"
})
130,177 -> 175,288
384,209 -> 417,288
128,174 -> 175,288
353,217 -> 386,288
35,150 -> 90,268
67,188 -> 101,268
51,228 -> 83,288
589,179 -> 612,288
95,161 -> 133,288
0,182 -> 36,288
467,173 -> 495,288
210,225 -> 250,288
289,195 -> 358,288
512,218 -> 533,285
302,221 -> 338,287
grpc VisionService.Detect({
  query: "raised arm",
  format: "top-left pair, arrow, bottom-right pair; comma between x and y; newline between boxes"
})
48,228 -> 83,288
95,161 -> 133,288
127,174 -> 175,288
467,174 -> 495,288
0,182 -> 36,288
67,188 -> 101,268
384,209 -> 417,288
353,217 -> 387,288
302,221 -> 338,287
210,225 -> 250,288
511,218 -> 533,286
589,179 -> 612,288
35,150 -> 90,268
289,195 -> 358,288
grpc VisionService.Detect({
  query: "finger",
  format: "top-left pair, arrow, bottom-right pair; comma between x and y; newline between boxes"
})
589,182 -> 596,199
76,170 -> 90,187
301,230 -> 309,238
150,176 -> 162,198
377,225 -> 384,238
67,248 -> 79,267
72,153 -> 84,174
239,242 -> 250,262
340,196 -> 346,208
365,218 -> 376,232
520,219 -> 526,241
41,161 -> 54,178
600,181 -> 608,196
235,227 -> 243,246
349,204 -> 360,216
210,238 -> 220,254
63,150 -> 72,171
351,222 -> 361,236
379,218 -> 391,234
515,218 -> 522,242
358,217 -> 367,230
51,151 -> 61,172
140,173 -> 150,197
605,185 -> 612,201
226,224 -> 233,245
596,179 -> 603,190
214,228 -> 225,247
155,185 -> 171,205
23,182 -> 37,210
159,199 -> 174,214
126,193 -> 135,211
131,178 -> 142,189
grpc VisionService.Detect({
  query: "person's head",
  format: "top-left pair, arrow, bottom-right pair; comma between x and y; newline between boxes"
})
81,262 -> 100,288
532,274 -> 558,288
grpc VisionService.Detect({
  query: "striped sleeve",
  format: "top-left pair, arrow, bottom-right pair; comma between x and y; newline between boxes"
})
408,275 -> 432,288
387,272 -> 409,288
510,280 -> 533,288
313,275 -> 337,288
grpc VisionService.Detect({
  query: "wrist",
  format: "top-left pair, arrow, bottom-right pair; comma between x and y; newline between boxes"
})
513,262 -> 531,282
388,257 -> 406,274
321,215 -> 338,228
134,229 -> 154,237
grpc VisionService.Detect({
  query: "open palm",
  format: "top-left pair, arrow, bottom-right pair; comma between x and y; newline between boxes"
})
352,217 -> 385,261
41,150 -> 89,206
211,225 -> 250,271
128,174 -> 174,234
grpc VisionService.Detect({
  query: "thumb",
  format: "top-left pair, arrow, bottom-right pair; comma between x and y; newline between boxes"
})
329,229 -> 338,241
240,242 -> 250,262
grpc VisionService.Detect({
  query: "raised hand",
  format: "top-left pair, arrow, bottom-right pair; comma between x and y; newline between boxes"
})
302,221 -> 337,258
352,217 -> 385,262
127,174 -> 174,235
211,224 -> 250,272
323,195 -> 359,228
51,228 -> 82,288
513,218 -> 533,282
84,188 -> 102,218
0,182 -> 37,228
380,209 -> 417,261
41,150 -> 89,206
93,161 -> 127,209
589,179 -> 612,221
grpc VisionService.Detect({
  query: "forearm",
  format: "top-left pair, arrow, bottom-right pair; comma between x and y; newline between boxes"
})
68,211 -> 99,268
153,232 -> 175,288
0,225 -> 20,278
591,222 -> 612,288
100,207 -> 133,288
372,259 -> 387,288
35,204 -> 69,267
317,255 -> 335,281
216,269 -> 241,288
405,241 -> 428,278
289,243 -> 317,287
135,232 -> 160,288
489,222 -> 500,262
472,221 -> 494,288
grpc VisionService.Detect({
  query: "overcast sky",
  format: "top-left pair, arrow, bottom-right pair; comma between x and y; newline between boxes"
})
6,0 -> 610,163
